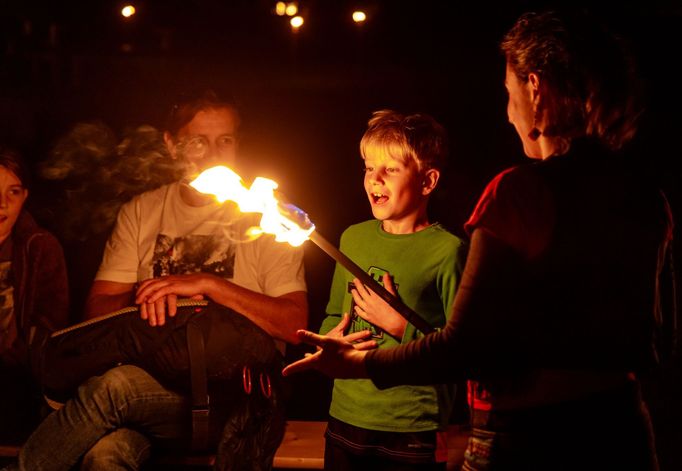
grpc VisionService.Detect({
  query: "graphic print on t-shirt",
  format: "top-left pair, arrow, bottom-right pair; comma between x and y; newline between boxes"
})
347,266 -> 400,341
152,233 -> 236,278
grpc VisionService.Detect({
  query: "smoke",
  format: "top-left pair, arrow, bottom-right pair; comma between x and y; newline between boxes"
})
39,121 -> 185,241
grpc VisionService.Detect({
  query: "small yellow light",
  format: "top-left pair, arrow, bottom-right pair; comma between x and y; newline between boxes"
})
121,5 -> 136,18
290,16 -> 304,29
352,11 -> 367,23
285,3 -> 298,16
275,2 -> 286,16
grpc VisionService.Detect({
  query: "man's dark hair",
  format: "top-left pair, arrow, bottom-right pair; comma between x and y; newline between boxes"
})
166,89 -> 241,137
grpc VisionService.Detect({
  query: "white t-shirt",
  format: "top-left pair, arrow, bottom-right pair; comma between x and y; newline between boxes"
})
96,182 -> 306,299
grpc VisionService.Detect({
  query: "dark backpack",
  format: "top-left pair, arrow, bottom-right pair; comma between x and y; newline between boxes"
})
30,299 -> 286,469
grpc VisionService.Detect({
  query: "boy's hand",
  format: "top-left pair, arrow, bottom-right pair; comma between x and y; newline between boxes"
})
350,274 -> 408,339
327,313 -> 377,351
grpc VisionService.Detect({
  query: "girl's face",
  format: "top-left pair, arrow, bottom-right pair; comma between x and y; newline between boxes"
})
505,63 -> 542,159
0,166 -> 28,244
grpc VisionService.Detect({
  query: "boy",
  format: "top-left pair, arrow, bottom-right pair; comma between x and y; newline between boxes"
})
319,110 -> 467,470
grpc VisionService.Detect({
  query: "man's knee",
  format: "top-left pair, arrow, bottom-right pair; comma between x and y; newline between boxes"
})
81,428 -> 151,471
71,364 -> 186,439
78,366 -> 152,403
73,365 -> 158,423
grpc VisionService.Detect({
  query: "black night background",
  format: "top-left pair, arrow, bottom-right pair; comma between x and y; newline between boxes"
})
1,1 -> 681,468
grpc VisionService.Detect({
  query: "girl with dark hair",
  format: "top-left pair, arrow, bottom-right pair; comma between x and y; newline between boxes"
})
0,147 -> 69,443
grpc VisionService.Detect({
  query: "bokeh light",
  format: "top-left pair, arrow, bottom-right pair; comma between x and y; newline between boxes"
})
290,15 -> 304,29
275,2 -> 286,16
352,11 -> 367,23
121,5 -> 136,18
285,3 -> 298,17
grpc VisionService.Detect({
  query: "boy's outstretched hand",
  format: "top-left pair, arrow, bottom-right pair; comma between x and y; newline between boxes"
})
282,329 -> 370,379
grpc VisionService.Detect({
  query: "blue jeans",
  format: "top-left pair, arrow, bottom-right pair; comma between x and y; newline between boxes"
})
12,365 -> 190,471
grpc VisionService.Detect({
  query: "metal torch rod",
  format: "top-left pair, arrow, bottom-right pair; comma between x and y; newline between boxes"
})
308,230 -> 435,335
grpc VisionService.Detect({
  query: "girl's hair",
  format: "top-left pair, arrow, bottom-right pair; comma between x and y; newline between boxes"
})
166,89 -> 241,137
0,145 -> 30,188
501,10 -> 642,151
360,110 -> 448,172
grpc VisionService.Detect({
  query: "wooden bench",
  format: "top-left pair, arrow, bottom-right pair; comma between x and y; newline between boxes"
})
275,421 -> 469,470
0,421 -> 469,470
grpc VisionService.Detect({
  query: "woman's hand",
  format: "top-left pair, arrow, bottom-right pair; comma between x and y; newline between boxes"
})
326,313 -> 378,351
282,329 -> 369,379
351,274 -> 407,339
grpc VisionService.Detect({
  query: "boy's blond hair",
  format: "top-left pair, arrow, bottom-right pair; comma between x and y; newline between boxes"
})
360,110 -> 448,173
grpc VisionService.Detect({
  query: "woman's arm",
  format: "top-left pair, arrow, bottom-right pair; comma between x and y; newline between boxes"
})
284,228 -> 522,384
367,228 -> 521,387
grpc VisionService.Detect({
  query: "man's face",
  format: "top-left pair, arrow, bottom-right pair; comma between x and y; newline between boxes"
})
170,107 -> 238,174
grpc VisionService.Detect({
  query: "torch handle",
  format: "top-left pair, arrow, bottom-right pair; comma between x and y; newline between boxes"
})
308,231 -> 435,335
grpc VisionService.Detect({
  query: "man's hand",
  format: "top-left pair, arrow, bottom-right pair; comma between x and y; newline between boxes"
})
135,274 -> 212,326
282,330 -> 369,379
350,274 -> 407,339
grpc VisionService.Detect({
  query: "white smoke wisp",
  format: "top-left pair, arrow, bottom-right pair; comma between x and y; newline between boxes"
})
39,121 -> 185,241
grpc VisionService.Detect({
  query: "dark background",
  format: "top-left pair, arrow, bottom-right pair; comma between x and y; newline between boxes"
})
2,0 -> 681,468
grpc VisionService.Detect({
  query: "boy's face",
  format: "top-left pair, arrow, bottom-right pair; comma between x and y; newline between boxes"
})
363,151 -> 428,233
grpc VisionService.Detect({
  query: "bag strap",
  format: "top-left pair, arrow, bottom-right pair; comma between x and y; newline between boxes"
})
186,320 -> 210,451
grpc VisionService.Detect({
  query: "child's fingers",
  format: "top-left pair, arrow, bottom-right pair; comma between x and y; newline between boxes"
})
353,279 -> 372,298
382,273 -> 397,295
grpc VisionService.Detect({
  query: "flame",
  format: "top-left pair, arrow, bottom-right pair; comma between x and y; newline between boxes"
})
189,166 -> 315,247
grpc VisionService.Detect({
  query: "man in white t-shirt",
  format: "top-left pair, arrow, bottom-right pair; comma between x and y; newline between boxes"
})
11,91 -> 307,471
86,92 -> 306,346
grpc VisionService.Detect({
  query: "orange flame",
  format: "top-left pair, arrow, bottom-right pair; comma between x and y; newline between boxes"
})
189,166 -> 314,247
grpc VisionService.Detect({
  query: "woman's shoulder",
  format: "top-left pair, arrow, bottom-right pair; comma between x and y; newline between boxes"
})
486,163 -> 547,194
471,163 -> 555,221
